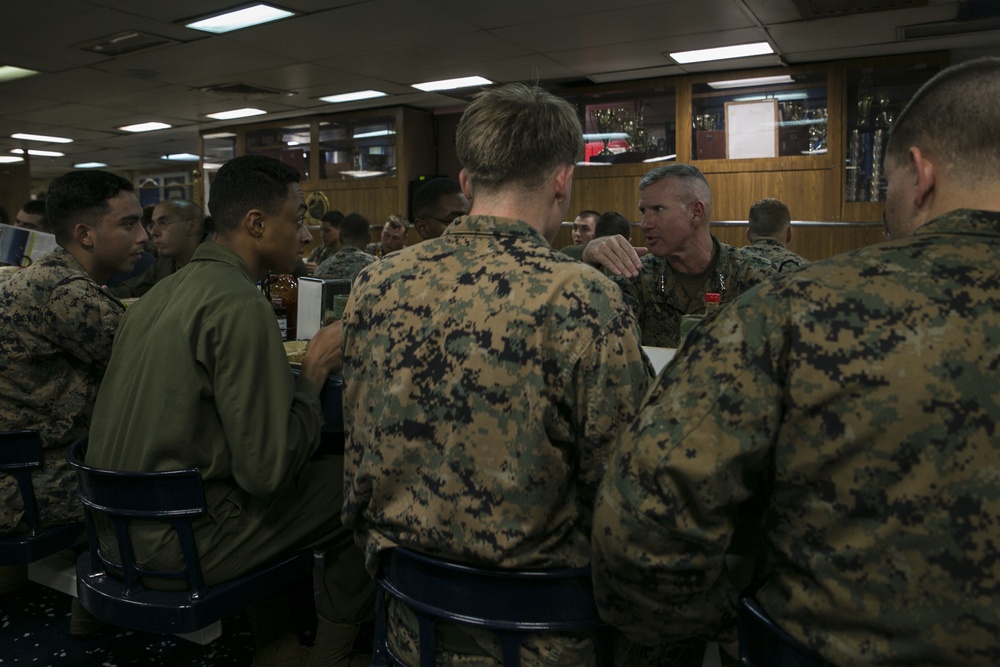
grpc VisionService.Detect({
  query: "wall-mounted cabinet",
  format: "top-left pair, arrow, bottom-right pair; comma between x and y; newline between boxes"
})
199,107 -> 434,228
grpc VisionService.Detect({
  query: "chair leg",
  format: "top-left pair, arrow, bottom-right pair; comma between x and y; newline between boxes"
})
496,632 -> 521,667
417,616 -> 436,667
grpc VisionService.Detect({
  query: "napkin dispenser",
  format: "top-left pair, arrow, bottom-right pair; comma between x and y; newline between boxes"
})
296,277 -> 352,340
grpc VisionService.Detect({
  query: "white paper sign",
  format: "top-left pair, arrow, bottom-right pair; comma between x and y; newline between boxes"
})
726,100 -> 778,159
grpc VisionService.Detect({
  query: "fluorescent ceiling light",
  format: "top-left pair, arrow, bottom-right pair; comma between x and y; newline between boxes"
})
12,132 -> 73,144
207,107 -> 266,120
203,132 -> 237,139
74,162 -> 107,168
708,75 -> 794,89
162,153 -> 200,161
670,42 -> 773,64
412,75 -> 492,92
0,156 -> 25,163
583,133 -> 630,142
186,4 -> 294,34
352,129 -> 395,139
0,65 -> 39,82
119,121 -> 172,133
732,91 -> 808,102
11,148 -> 65,157
320,90 -> 386,104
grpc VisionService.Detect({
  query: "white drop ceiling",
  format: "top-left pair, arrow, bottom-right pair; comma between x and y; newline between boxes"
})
0,0 -> 997,178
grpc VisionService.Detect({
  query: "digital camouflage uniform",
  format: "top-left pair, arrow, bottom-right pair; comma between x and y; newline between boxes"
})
742,238 -> 808,273
342,215 -> 654,665
314,245 -> 377,282
0,246 -> 124,533
592,209 -> 1000,666
611,236 -> 777,348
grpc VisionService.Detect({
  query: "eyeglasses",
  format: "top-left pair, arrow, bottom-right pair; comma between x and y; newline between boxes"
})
150,217 -> 185,230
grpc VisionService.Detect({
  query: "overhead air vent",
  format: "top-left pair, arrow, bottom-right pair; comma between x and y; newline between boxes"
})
79,31 -> 177,56
791,0 -> 927,20
199,82 -> 291,97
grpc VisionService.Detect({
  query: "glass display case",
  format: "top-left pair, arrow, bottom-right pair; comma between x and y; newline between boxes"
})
572,86 -> 676,165
691,71 -> 827,161
844,57 -> 945,203
245,124 -> 312,180
318,114 -> 396,180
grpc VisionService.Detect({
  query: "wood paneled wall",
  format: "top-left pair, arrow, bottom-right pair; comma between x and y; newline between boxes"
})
0,161 -> 31,225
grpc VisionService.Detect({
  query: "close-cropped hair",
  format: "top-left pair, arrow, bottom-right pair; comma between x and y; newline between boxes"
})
340,212 -> 372,246
45,170 -> 134,243
22,200 -> 46,218
161,198 -> 203,223
595,211 -> 631,239
638,163 -> 713,212
748,198 -> 791,238
887,57 -> 1000,182
384,214 -> 406,230
456,83 -> 583,192
412,178 -> 462,219
321,210 -> 345,227
208,155 -> 300,234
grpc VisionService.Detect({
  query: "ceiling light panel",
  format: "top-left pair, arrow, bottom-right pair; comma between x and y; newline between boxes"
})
186,4 -> 295,34
206,108 -> 267,120
412,76 -> 492,92
11,133 -> 73,143
119,122 -> 172,133
669,42 -> 774,64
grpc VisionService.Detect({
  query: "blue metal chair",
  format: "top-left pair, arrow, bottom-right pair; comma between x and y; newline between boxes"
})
0,430 -> 84,565
738,596 -> 833,667
372,547 -> 613,667
65,438 -> 314,637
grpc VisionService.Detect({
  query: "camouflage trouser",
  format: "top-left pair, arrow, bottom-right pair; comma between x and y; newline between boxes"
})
388,598 -> 597,666
0,446 -> 81,534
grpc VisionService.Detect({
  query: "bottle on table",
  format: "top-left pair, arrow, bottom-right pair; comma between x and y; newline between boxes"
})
679,292 -> 722,343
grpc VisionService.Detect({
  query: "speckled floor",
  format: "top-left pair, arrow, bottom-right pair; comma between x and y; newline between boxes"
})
0,580 -> 257,665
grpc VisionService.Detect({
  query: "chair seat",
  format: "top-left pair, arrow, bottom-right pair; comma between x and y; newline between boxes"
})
76,549 -> 313,635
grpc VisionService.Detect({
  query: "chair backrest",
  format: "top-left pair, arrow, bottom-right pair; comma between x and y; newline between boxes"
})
373,547 -> 612,667
0,430 -> 46,532
65,438 -> 209,598
0,430 -> 84,565
738,596 -> 833,667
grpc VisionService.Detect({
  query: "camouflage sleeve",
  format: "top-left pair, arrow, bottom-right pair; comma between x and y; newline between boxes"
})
610,273 -> 644,325
572,307 -> 654,511
44,277 -> 124,367
591,280 -> 783,646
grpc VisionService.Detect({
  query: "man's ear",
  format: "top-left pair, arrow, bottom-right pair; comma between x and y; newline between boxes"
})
458,169 -> 474,202
910,146 -> 936,211
689,199 -> 706,227
413,218 -> 428,240
552,164 -> 574,205
245,210 -> 265,239
75,222 -> 96,249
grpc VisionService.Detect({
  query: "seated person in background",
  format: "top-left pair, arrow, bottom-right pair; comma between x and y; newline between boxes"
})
411,177 -> 470,241
559,209 -> 600,260
592,57 -> 1000,666
13,199 -> 49,233
109,198 -> 207,298
305,209 -> 344,273
314,212 -> 377,282
342,83 -> 653,666
365,214 -> 406,258
582,164 -> 777,348
0,170 -> 145,594
742,197 -> 808,271
594,210 -> 631,241
87,155 -> 373,666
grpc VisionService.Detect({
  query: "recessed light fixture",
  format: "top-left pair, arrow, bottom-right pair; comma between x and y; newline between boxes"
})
708,75 -> 794,90
119,121 -> 172,133
670,42 -> 773,65
206,108 -> 266,120
0,156 -> 25,164
186,4 -> 295,34
0,65 -> 39,83
11,132 -> 73,144
202,132 -> 237,139
411,76 -> 492,92
11,148 -> 65,157
74,162 -> 108,168
320,90 -> 387,104
161,153 -> 201,161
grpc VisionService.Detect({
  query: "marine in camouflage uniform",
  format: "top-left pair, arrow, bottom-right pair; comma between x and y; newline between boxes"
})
313,244 -> 376,282
342,214 -> 654,664
0,246 -> 124,533
592,208 -> 1000,665
741,238 -> 807,272
611,236 -> 776,348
